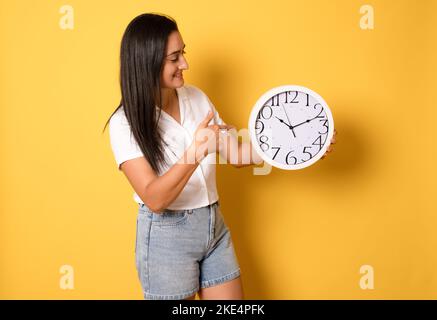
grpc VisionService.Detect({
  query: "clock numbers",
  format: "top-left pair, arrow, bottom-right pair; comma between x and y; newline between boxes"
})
271,146 -> 281,160
255,120 -> 264,134
257,92 -> 327,165
270,94 -> 280,107
312,135 -> 323,152
269,91 -> 310,107
302,146 -> 313,161
285,91 -> 299,104
290,91 -> 299,103
285,151 -> 297,165
313,104 -> 325,119
259,135 -> 270,152
257,105 -> 273,120
319,119 -> 329,134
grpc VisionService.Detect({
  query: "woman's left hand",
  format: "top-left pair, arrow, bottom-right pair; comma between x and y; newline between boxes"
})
321,129 -> 337,160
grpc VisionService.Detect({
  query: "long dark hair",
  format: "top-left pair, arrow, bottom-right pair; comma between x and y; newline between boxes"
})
103,13 -> 178,173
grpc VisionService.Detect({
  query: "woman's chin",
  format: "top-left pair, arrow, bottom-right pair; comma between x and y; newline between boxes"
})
162,77 -> 184,89
173,76 -> 184,85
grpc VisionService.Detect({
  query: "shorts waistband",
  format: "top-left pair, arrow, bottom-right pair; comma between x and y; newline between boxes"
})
139,200 -> 219,212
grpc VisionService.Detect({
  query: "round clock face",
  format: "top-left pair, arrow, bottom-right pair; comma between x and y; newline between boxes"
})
249,85 -> 335,170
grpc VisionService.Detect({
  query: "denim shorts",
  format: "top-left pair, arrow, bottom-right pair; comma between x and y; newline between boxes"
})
135,200 -> 241,300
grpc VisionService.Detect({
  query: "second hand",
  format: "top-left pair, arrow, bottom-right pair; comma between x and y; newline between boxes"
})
281,103 -> 297,138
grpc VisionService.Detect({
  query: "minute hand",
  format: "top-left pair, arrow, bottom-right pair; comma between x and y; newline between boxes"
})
291,115 -> 322,129
281,103 -> 297,138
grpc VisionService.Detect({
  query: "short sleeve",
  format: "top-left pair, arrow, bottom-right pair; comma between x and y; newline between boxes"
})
108,108 -> 144,170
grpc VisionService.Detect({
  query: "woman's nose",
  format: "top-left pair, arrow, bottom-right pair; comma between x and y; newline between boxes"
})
179,56 -> 189,70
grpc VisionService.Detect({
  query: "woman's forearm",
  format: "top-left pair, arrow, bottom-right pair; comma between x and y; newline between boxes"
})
144,144 -> 201,212
221,130 -> 263,168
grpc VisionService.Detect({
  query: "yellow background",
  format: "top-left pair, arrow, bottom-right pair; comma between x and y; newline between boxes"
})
1,0 -> 436,299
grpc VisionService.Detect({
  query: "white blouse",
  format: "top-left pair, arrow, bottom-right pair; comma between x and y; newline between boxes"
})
109,84 -> 227,210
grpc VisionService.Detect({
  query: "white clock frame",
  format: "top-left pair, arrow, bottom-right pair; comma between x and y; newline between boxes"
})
248,85 -> 335,170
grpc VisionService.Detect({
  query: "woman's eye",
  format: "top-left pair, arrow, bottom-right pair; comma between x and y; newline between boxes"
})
171,50 -> 187,62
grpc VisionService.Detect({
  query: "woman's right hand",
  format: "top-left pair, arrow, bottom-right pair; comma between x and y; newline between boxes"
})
190,110 -> 234,163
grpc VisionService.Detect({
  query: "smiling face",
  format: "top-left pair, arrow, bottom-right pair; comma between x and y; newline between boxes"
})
160,30 -> 189,89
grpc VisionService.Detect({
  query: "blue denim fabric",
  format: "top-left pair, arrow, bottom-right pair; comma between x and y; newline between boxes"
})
135,200 -> 241,300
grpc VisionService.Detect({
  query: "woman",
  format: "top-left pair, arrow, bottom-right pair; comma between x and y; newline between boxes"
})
104,13 -> 336,300
104,12 -> 258,300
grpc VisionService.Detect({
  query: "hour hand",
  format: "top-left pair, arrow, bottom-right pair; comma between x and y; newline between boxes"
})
275,116 -> 296,138
275,116 -> 291,128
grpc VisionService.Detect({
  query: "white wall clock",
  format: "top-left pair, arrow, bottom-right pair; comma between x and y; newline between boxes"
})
248,85 -> 335,170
